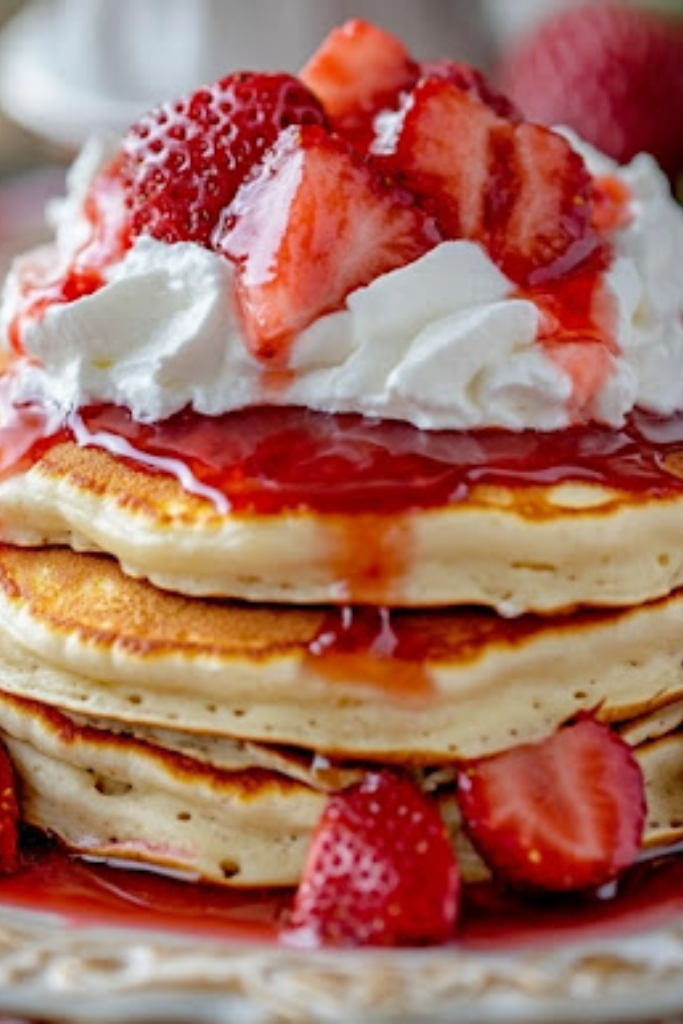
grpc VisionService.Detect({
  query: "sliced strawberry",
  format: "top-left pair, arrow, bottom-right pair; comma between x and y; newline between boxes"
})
283,771 -> 459,948
0,742 -> 19,874
121,73 -> 327,246
378,78 -> 594,284
216,124 -> 440,363
490,121 -> 595,284
457,718 -> 645,892
419,60 -> 522,122
377,80 -> 503,242
300,19 -> 418,150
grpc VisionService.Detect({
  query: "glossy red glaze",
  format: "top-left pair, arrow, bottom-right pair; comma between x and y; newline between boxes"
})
4,833 -> 683,951
3,398 -> 683,515
524,246 -> 618,417
305,607 -> 435,701
74,403 -> 683,512
528,247 -> 612,346
2,832 -> 287,942
462,851 -> 683,950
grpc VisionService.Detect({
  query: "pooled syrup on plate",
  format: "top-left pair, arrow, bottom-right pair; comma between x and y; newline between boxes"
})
6,830 -> 683,951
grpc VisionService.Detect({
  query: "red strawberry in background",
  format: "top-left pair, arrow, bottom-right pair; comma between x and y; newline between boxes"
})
457,718 -> 645,892
121,72 -> 327,246
283,771 -> 459,947
499,1 -> 683,181
216,125 -> 440,363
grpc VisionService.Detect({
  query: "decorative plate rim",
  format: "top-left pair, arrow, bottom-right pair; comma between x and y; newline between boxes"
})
1,903 -> 683,1022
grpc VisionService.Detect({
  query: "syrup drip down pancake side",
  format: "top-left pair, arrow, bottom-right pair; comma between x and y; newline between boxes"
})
1,406 -> 683,612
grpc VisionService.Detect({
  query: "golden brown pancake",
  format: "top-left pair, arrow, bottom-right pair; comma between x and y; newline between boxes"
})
1,441 -> 683,612
0,545 -> 683,761
0,687 -> 323,887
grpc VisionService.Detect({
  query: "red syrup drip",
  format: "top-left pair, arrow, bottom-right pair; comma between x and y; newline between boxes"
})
304,607 -> 435,701
2,831 -> 288,942
5,831 -> 683,951
527,247 -> 613,345
523,246 -> 619,419
0,379 -> 70,484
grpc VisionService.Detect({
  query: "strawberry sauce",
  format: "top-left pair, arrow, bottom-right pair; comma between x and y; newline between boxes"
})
5,830 -> 683,951
305,607 -> 435,701
64,404 -> 683,510
524,247 -> 619,418
3,398 -> 683,513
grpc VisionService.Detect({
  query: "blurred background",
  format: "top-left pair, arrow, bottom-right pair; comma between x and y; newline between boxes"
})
0,0 -> 680,271
0,0 -> 572,159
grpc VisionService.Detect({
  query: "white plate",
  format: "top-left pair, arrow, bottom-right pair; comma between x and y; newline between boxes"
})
1,888 -> 683,1022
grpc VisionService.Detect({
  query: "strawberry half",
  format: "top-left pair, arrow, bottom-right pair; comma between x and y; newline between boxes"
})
457,718 -> 645,892
377,78 -> 594,285
0,741 -> 19,874
121,73 -> 327,246
300,19 -> 419,151
283,771 -> 459,947
216,124 -> 440,363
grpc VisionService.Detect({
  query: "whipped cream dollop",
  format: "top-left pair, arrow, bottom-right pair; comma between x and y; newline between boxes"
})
3,132 -> 683,431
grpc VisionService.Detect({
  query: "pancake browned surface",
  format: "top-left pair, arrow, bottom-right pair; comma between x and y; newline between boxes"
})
1,545 -> 683,761
1,441 -> 683,611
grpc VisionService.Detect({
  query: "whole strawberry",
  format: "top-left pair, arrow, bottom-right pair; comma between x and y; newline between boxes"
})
121,73 -> 327,246
499,1 -> 683,179
283,771 -> 459,947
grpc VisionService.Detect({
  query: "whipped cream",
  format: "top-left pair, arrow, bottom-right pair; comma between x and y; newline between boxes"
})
4,132 -> 683,431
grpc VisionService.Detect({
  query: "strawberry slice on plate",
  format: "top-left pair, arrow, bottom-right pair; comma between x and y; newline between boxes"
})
283,770 -> 460,947
217,124 -> 440,363
122,72 -> 327,246
457,718 -> 645,892
301,19 -> 419,150
378,78 -> 594,285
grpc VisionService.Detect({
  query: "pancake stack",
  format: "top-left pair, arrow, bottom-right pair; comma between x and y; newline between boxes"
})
0,424 -> 680,888
1,18 -> 682,915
